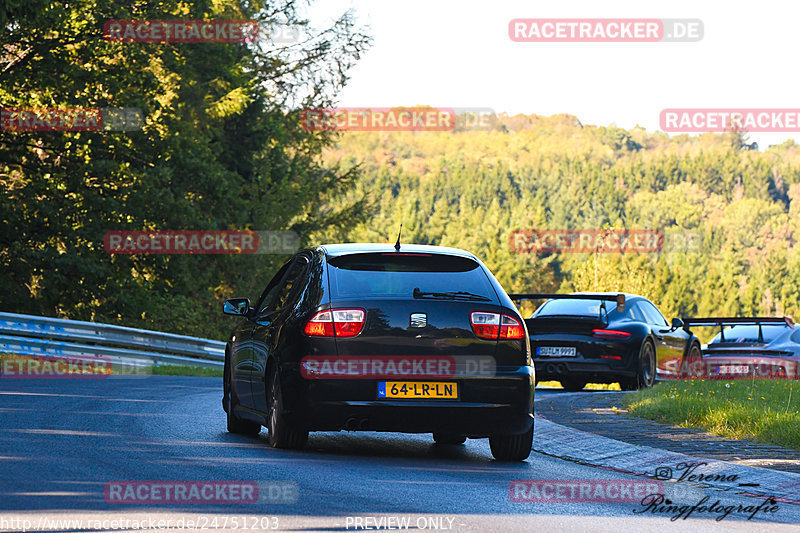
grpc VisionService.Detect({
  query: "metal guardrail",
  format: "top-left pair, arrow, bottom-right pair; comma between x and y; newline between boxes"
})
0,312 -> 225,370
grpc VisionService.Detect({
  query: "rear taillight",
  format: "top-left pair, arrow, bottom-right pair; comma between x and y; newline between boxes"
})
304,308 -> 365,338
470,312 -> 499,339
471,312 -> 525,340
500,315 -> 526,339
592,329 -> 631,339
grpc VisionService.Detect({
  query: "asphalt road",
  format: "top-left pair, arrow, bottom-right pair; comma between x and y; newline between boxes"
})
0,376 -> 797,532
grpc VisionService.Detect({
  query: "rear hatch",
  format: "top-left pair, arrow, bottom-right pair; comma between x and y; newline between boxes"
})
704,324 -> 790,356
526,299 -> 624,360
702,324 -> 794,377
324,252 -> 525,367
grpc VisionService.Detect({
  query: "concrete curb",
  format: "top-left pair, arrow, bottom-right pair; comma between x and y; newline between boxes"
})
533,416 -> 800,505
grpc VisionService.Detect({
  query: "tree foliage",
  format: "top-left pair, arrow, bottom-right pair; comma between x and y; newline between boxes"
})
0,0 -> 370,338
320,116 -> 800,322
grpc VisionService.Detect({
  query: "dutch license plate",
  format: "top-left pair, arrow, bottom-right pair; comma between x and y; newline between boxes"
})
377,381 -> 458,399
537,346 -> 577,357
716,364 -> 750,374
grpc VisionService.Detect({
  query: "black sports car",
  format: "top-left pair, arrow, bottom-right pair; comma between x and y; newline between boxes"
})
681,317 -> 800,380
510,293 -> 702,390
222,243 -> 535,461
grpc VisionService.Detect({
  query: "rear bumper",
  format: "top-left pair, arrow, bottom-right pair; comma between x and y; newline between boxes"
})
282,364 -> 534,436
531,335 -> 639,382
534,358 -> 636,382
690,355 -> 799,380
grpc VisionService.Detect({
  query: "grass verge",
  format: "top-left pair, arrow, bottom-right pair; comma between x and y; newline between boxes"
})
623,379 -> 800,451
149,364 -> 223,377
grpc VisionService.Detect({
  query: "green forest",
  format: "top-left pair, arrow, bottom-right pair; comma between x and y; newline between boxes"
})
313,115 -> 800,325
2,2 -> 799,340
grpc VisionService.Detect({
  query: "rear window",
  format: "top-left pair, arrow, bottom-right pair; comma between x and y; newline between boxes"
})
327,252 -> 496,299
709,325 -> 788,344
533,298 -> 619,319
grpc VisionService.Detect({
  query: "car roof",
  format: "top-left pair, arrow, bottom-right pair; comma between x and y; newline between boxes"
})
317,243 -> 478,259
571,291 -> 642,300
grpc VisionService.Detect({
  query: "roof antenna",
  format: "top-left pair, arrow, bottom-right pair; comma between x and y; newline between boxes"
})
394,224 -> 402,251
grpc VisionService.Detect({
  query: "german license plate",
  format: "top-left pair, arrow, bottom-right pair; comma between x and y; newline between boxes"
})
716,364 -> 750,374
377,381 -> 457,399
537,346 -> 577,357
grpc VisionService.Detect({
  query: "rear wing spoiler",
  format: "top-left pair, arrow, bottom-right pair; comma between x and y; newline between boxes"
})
682,316 -> 795,343
508,293 -> 626,313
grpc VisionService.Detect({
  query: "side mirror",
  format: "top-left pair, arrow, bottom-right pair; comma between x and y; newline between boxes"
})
671,317 -> 684,330
223,298 -> 251,316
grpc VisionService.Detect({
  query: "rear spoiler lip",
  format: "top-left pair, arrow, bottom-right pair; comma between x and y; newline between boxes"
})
683,316 -> 795,327
702,348 -> 792,356
524,315 -> 607,320
508,293 -> 623,302
509,293 -> 626,317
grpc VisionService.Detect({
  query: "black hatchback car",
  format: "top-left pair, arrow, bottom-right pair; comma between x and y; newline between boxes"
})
511,293 -> 701,390
222,244 -> 535,461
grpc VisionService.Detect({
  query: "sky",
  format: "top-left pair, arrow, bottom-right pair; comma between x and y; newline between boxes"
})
307,0 -> 800,149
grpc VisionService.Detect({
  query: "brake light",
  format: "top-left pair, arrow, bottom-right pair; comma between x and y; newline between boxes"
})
304,309 -> 365,338
600,355 -> 623,360
471,312 -> 525,340
592,329 -> 631,339
500,315 -> 526,339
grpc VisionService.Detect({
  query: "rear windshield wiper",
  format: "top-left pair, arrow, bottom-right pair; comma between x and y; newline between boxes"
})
413,288 -> 492,302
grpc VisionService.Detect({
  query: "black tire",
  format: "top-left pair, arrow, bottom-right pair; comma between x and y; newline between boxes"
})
560,379 -> 586,392
620,339 -> 656,391
433,433 -> 467,445
224,355 -> 261,435
684,342 -> 703,379
267,364 -> 308,449
489,423 -> 534,461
